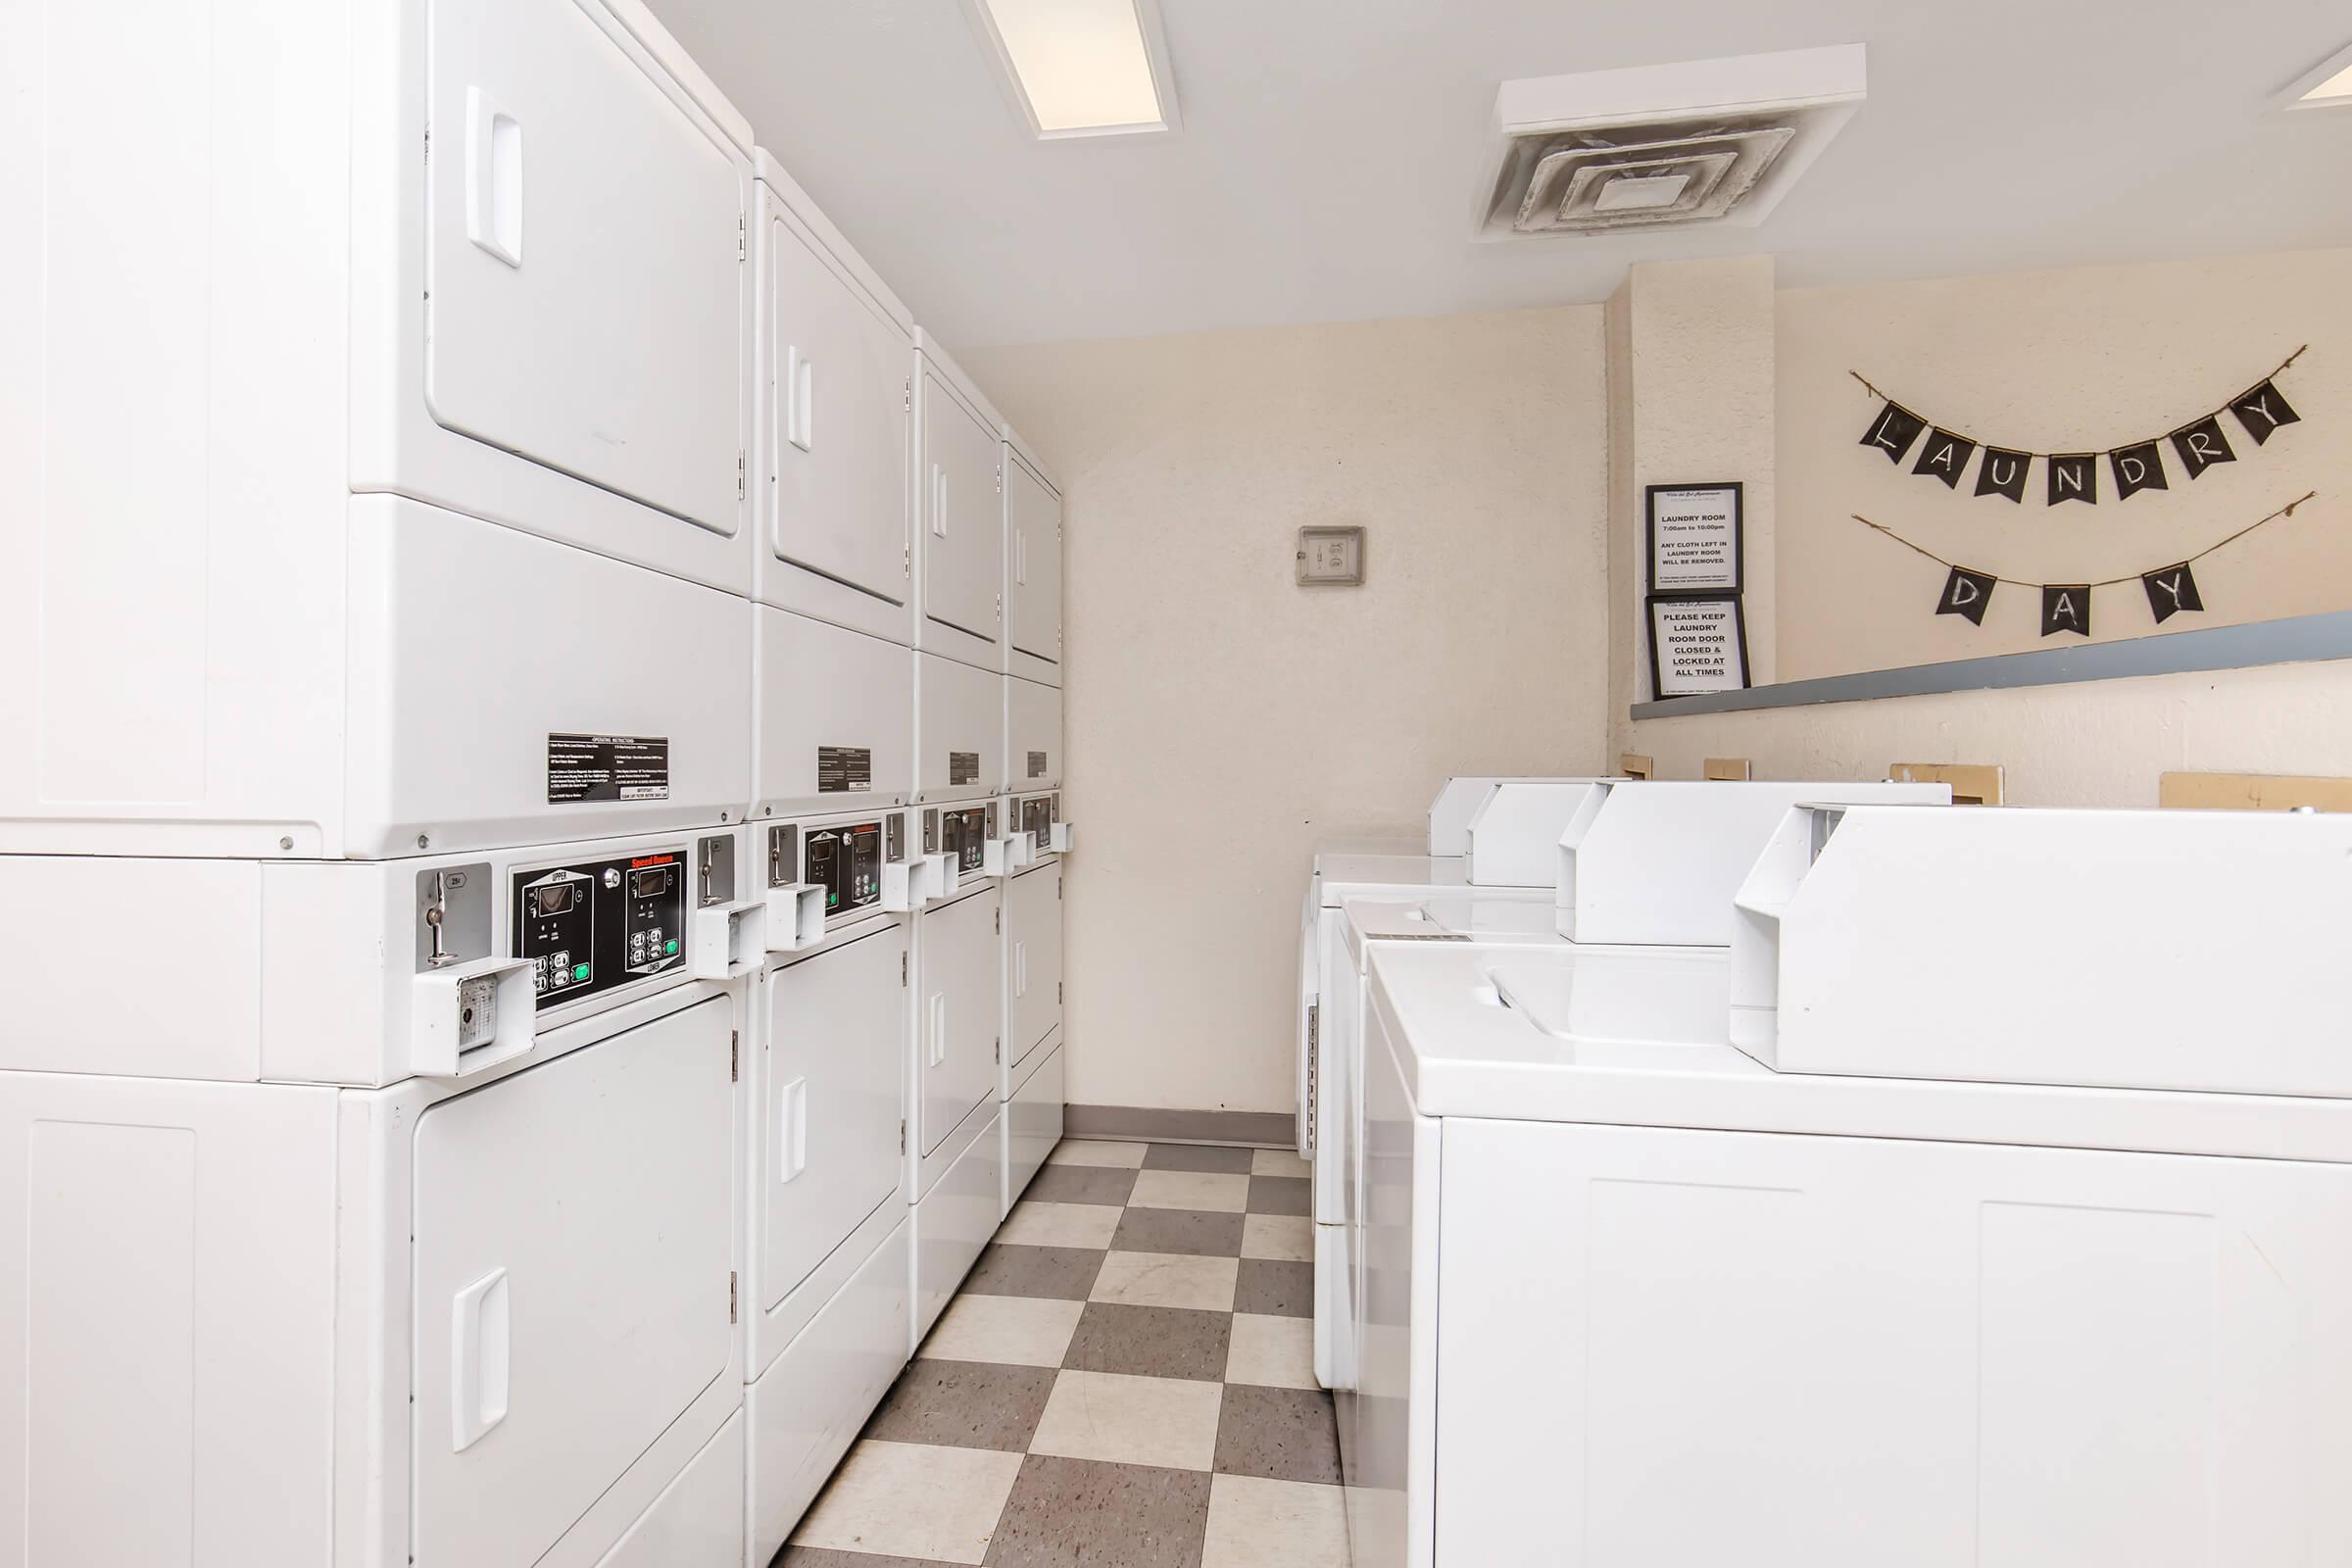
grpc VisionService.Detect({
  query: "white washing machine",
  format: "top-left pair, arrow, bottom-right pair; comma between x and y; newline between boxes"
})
0,825 -> 758,1567
1349,811 -> 2352,1568
740,808 -> 919,1568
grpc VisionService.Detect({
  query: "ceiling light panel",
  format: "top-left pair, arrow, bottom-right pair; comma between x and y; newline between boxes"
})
968,0 -> 1180,139
2279,40 -> 2352,110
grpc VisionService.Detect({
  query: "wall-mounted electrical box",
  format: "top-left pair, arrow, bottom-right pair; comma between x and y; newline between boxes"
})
1297,526 -> 1366,586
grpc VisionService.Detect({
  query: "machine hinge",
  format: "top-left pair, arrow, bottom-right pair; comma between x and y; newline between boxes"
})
737,213 -> 747,261
995,1037 -> 1002,1064
422,126 -> 430,165
737,453 -> 746,499
1057,981 -> 1063,1004
729,1272 -> 738,1323
903,544 -> 910,578
1303,1004 -> 1319,1155
904,378 -> 911,413
995,907 -> 1002,935
900,1119 -> 906,1154
996,591 -> 1004,622
730,1029 -> 739,1081
902,951 -> 909,986
996,463 -> 1004,495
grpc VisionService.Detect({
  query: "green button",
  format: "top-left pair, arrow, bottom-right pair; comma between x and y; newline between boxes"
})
572,963 -> 591,981
663,939 -> 678,956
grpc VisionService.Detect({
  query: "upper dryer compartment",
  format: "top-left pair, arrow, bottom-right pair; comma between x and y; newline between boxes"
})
915,330 -> 1010,673
754,150 -> 917,644
3,0 -> 757,595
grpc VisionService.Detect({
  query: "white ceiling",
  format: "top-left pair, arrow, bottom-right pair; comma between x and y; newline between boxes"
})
646,0 -> 2352,349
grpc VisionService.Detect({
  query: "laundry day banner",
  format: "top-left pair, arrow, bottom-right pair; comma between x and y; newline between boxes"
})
1853,348 -> 2306,507
1851,492 -> 2316,638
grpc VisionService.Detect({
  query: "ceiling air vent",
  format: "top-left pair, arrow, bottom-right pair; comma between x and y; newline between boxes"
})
1476,45 -> 1865,241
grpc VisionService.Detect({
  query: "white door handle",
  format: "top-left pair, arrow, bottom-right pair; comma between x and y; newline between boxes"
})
778,1077 -> 808,1183
465,88 -> 523,268
786,346 -> 814,453
1015,940 -> 1028,999
931,464 -> 949,537
928,993 -> 947,1067
1015,528 -> 1028,585
452,1267 -> 511,1452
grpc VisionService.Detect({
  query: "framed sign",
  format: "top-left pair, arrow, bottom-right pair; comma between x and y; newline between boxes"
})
1648,594 -> 1751,698
1646,482 -> 1743,593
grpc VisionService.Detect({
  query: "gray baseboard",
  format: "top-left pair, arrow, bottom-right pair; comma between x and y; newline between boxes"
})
1063,1103 -> 1296,1148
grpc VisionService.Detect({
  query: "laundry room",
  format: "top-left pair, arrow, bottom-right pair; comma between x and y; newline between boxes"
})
3,2 -> 2350,1566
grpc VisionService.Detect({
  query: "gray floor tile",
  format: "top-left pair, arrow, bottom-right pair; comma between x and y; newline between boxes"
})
862,1359 -> 1059,1451
1063,1302 -> 1233,1382
964,1244 -> 1108,1301
1212,1385 -> 1343,1485
1025,1163 -> 1139,1206
1144,1142 -> 1256,1174
1232,1258 -> 1313,1318
1111,1206 -> 1248,1258
1245,1175 -> 1310,1216
982,1454 -> 1211,1568
777,1549 -> 964,1568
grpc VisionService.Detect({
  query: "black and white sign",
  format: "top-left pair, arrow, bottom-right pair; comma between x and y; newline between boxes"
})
1648,595 -> 1750,698
1646,483 -> 1743,592
1936,565 -> 1998,626
2142,562 -> 2205,623
548,733 -> 670,804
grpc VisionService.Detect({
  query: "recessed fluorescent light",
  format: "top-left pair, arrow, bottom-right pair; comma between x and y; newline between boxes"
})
2278,39 -> 2352,110
963,0 -> 1181,139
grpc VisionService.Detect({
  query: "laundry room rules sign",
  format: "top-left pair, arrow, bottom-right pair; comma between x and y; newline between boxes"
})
1648,595 -> 1750,696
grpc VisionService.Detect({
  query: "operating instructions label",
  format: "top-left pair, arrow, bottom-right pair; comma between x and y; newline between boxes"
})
817,745 -> 873,793
950,752 -> 980,786
548,733 -> 670,804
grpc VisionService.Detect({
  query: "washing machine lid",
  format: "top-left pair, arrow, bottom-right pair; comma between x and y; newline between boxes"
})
1310,833 -> 1426,874
1343,895 -> 1559,965
1315,854 -> 1470,906
1367,942 -> 2352,1165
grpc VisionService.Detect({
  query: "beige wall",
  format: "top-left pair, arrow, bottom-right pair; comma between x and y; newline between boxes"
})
968,308 -> 1609,1114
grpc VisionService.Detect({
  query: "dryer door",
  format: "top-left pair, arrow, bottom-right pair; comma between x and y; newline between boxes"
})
760,927 -> 907,1322
424,0 -> 746,541
1005,452 -> 1061,669
918,888 -> 1002,1157
918,371 -> 1004,647
1006,864 -> 1061,1072
412,998 -> 733,1568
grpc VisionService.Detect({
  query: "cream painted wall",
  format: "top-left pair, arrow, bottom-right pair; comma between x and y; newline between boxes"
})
967,309 -> 1609,1114
1777,249 -> 2352,680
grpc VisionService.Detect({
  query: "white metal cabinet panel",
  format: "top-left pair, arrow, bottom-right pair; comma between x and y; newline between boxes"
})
1004,443 -> 1062,684
916,885 -> 1004,1169
755,607 -> 915,817
412,998 -> 734,1568
1003,1038 -> 1064,1214
916,652 -> 1004,805
756,927 -> 906,1329
344,498 -> 753,857
424,0 -> 746,538
1005,863 -> 1063,1072
747,1217 -> 910,1566
0,1073 -> 338,1568
916,347 -> 1004,667
1435,1117 -> 2352,1568
1005,675 -> 1063,791
592,1409 -> 743,1568
759,187 -> 912,637
912,1105 -> 1004,1346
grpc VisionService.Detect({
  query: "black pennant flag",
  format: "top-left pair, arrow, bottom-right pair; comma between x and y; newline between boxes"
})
2046,454 -> 2098,506
2171,416 -> 2236,478
2229,379 -> 2301,446
1911,428 -> 1977,489
1974,447 -> 2031,504
2040,584 -> 2092,638
2142,562 -> 2205,624
2109,441 -> 2168,501
1936,566 -> 1997,625
1860,403 -> 1928,465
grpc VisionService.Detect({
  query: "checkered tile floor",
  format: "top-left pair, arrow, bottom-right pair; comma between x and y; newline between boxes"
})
776,1139 -> 1347,1568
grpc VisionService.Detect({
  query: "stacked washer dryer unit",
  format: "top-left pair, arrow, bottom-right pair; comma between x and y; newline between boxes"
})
1298,779 -> 1616,1391
0,2 -> 761,1563
1349,801 -> 2352,1568
740,154 -> 927,1567
1000,433 -> 1070,1213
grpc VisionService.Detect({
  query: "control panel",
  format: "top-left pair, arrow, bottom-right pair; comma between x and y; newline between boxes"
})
1018,793 -> 1059,847
513,847 -> 687,1005
781,812 -> 906,923
930,804 -> 994,875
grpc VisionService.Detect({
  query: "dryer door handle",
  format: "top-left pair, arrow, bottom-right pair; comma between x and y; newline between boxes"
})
778,1076 -> 809,1183
451,1267 -> 511,1452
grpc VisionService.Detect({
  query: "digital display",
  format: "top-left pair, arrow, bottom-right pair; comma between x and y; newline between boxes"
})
632,865 -> 675,899
531,882 -> 575,917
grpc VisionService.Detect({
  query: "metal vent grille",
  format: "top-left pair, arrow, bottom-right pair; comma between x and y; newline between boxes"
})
1488,117 -> 1798,235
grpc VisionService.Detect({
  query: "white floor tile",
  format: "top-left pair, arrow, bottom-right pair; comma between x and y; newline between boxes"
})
1250,1148 -> 1310,1178
1128,1168 -> 1250,1213
918,1292 -> 1086,1368
1241,1212 -> 1313,1262
1047,1138 -> 1148,1168
789,1440 -> 1023,1565
1201,1473 -> 1349,1567
1224,1312 -> 1317,1390
998,1200 -> 1123,1250
1028,1369 -> 1224,1471
1089,1250 -> 1239,1312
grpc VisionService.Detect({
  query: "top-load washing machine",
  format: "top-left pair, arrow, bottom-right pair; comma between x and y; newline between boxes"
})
1348,804 -> 2352,1568
4,0 -> 758,861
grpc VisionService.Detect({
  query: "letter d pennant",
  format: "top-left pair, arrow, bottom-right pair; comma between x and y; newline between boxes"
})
1936,565 -> 1997,626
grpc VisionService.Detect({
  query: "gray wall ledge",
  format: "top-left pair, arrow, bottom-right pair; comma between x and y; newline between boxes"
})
1631,609 -> 2352,720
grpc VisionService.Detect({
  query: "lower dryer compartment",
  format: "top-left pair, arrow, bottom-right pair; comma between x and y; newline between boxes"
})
1003,1034 -> 1064,1216
746,1215 -> 911,1567
594,1409 -> 745,1568
913,881 -> 1004,1200
912,1104 -> 1004,1348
